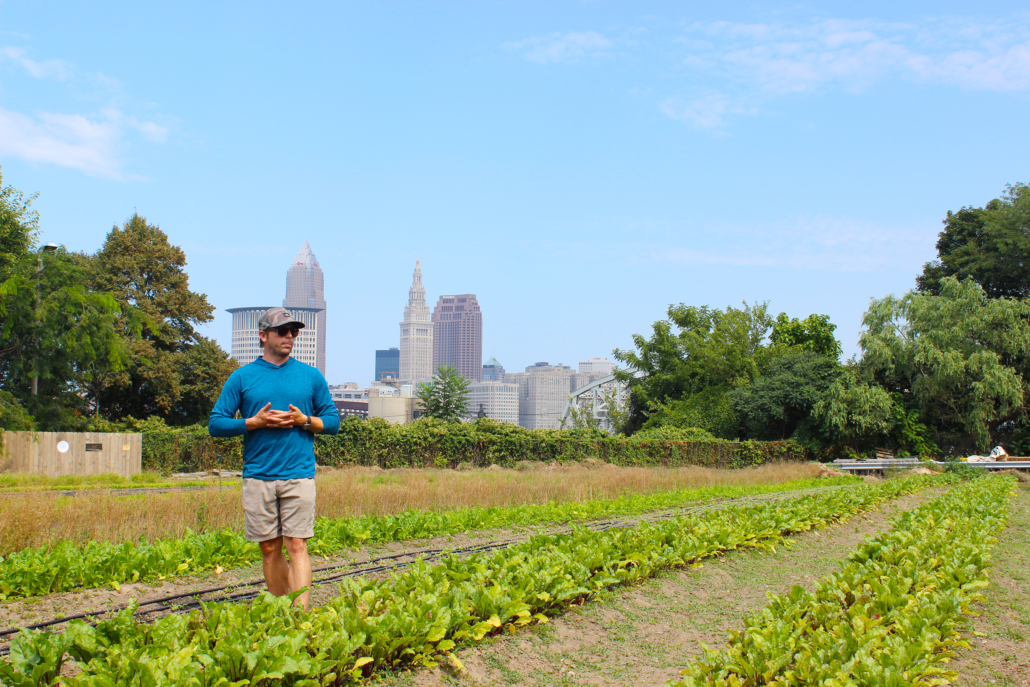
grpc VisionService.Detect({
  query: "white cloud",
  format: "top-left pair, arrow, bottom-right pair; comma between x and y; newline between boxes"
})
683,18 -> 1030,93
504,31 -> 614,64
0,45 -> 70,79
0,45 -> 170,179
638,215 -> 934,272
0,107 -> 165,179
659,94 -> 756,129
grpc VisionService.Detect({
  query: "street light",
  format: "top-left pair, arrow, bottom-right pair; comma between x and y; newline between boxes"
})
30,243 -> 59,396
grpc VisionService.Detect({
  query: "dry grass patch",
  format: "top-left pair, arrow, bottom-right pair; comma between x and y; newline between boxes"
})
0,461 -> 826,554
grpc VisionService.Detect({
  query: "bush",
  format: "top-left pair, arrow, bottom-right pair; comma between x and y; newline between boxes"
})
135,416 -> 809,473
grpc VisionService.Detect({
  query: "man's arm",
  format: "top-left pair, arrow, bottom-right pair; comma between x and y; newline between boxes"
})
209,372 -> 247,437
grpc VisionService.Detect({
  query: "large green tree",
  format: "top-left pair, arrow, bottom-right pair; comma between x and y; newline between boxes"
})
861,276 -> 1030,452
730,351 -> 841,441
88,214 -> 236,425
613,302 -> 773,433
0,249 -> 137,429
917,183 -> 1030,299
770,313 -> 842,359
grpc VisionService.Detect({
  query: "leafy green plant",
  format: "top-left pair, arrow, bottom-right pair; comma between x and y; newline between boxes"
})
0,475 -> 859,600
671,474 -> 1014,686
0,475 -> 948,686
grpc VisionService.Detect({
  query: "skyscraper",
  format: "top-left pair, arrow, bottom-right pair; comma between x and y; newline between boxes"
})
432,294 -> 483,381
375,348 -> 400,381
283,241 -> 327,376
399,260 -> 433,381
482,357 -> 505,381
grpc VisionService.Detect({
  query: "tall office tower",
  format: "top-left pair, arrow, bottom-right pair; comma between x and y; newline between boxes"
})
399,260 -> 433,382
228,306 -> 273,365
432,294 -> 483,381
482,357 -> 505,381
375,347 -> 400,381
467,381 -> 519,425
228,305 -> 323,367
283,241 -> 327,376
504,362 -> 574,430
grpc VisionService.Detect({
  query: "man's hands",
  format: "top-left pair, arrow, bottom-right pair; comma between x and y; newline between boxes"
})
245,403 -> 319,432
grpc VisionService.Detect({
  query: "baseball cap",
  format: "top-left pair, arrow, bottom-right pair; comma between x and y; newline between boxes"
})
258,307 -> 306,331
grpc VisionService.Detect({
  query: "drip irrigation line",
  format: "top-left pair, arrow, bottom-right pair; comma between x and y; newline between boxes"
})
0,483 -> 861,650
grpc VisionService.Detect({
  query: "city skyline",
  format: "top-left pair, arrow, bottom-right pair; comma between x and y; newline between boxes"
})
283,241 -> 326,376
6,3 -> 1026,385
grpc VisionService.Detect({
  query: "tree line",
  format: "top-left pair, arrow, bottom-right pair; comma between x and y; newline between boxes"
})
0,168 -> 237,431
614,183 -> 1030,457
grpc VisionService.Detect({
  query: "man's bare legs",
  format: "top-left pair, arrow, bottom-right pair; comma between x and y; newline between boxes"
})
258,536 -> 312,609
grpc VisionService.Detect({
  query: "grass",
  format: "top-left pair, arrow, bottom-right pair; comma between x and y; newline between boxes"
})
0,461 -> 833,555
0,471 -> 213,492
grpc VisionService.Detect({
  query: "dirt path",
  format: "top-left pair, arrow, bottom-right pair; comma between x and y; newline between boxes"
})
383,488 -> 943,687
951,483 -> 1030,687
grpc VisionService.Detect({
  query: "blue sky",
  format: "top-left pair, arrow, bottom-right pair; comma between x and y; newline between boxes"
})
1,1 -> 1028,384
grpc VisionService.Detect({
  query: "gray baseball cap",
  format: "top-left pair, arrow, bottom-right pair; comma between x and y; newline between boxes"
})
258,307 -> 305,331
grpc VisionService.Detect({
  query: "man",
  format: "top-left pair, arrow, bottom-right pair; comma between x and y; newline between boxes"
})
209,306 -> 339,609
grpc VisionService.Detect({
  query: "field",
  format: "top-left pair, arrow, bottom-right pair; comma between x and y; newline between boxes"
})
0,463 -> 1022,686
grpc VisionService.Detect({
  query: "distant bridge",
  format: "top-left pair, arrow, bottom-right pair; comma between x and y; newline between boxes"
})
560,374 -> 629,434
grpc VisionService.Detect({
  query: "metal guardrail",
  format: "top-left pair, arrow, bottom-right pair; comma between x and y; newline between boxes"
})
832,458 -> 1030,472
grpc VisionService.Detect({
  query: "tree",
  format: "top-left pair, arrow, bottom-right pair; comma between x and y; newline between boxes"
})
860,276 -> 1030,451
917,183 -> 1030,299
0,167 -> 38,273
811,368 -> 895,448
417,365 -> 470,422
770,313 -> 842,359
0,248 -> 138,429
730,351 -> 841,441
88,214 -> 235,424
613,301 -> 773,433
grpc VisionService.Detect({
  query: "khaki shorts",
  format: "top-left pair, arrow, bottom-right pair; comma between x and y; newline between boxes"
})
242,478 -> 316,542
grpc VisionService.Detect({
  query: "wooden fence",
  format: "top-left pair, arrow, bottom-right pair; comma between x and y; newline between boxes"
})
0,431 -> 142,478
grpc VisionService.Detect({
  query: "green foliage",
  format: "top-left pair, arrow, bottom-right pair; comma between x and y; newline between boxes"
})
888,396 -> 941,457
770,312 -> 843,358
0,390 -> 35,431
918,183 -> 1030,300
139,417 -> 807,474
812,367 -> 895,449
0,475 -> 857,599
861,276 -> 1030,451
673,474 -> 1013,687
642,386 -> 739,440
0,476 -> 942,684
730,351 -> 841,441
417,365 -> 471,422
629,426 -> 720,442
614,302 -> 773,433
0,167 -> 39,273
0,248 -> 140,430
88,214 -> 236,425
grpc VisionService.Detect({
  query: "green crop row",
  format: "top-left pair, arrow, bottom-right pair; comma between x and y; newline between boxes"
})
670,474 -> 1015,687
0,475 -> 858,601
0,475 -> 952,686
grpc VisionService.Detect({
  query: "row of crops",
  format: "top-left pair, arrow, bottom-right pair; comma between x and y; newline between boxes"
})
0,475 -> 857,600
3,473 -> 996,686
672,474 -> 1014,686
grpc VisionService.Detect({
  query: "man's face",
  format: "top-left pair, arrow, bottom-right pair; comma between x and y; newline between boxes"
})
260,325 -> 298,357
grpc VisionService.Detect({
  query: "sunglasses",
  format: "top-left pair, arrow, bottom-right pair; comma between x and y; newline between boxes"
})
267,325 -> 301,337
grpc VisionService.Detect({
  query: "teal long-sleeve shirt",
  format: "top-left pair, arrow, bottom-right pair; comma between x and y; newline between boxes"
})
209,357 -> 340,480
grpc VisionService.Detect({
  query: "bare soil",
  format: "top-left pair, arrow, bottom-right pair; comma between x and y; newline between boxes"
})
382,488 -> 943,687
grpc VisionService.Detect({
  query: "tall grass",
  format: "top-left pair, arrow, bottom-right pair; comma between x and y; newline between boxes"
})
0,462 -> 827,555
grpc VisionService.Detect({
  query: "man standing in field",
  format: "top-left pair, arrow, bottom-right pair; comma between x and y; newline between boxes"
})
209,307 -> 339,609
